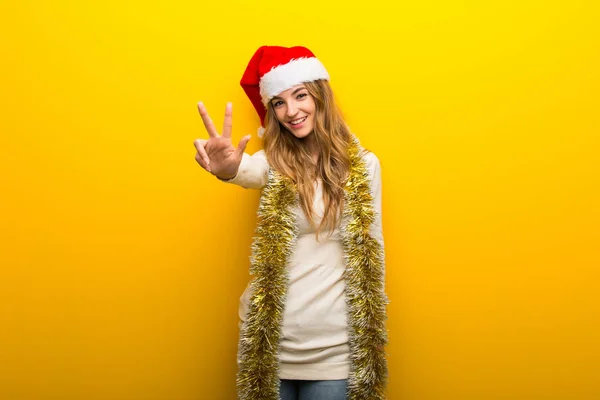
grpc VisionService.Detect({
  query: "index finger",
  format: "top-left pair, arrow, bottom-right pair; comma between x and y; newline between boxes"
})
197,102 -> 219,138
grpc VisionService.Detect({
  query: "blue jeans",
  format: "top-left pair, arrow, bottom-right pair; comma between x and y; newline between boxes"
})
279,379 -> 348,400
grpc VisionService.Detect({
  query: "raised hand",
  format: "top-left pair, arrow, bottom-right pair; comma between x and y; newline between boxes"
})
193,102 -> 251,180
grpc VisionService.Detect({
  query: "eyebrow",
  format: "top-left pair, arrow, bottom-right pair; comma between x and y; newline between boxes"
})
271,87 -> 306,100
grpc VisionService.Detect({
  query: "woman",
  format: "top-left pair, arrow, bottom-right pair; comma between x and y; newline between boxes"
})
193,46 -> 388,400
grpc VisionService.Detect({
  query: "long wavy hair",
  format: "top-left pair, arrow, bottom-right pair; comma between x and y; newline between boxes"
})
262,79 -> 352,239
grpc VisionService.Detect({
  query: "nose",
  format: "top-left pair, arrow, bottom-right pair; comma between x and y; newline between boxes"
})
286,101 -> 299,118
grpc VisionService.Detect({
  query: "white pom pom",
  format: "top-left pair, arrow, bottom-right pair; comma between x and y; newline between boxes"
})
257,126 -> 266,138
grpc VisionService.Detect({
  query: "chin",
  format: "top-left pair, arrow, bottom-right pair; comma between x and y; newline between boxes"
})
290,127 -> 314,140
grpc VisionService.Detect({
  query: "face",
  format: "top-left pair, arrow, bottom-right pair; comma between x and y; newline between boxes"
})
270,84 -> 316,139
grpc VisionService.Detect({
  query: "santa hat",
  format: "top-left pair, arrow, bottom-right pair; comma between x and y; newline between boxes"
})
240,45 -> 330,138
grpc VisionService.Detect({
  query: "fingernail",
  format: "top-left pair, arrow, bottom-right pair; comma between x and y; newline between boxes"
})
198,101 -> 203,106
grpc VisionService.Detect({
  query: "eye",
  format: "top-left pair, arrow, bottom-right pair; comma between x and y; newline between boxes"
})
272,100 -> 283,107
297,93 -> 307,99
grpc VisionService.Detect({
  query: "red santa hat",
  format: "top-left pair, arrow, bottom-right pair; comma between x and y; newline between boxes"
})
240,45 -> 330,138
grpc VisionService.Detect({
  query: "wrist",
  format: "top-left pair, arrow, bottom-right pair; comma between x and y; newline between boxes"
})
216,173 -> 236,181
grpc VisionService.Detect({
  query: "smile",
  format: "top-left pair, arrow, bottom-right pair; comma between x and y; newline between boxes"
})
289,116 -> 307,126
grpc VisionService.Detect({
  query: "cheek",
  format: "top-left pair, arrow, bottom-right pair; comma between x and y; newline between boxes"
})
274,109 -> 285,122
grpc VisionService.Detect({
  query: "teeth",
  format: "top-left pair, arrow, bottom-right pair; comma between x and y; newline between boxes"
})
291,117 -> 306,124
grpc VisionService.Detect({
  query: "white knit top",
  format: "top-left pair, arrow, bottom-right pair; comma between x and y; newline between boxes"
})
224,148 -> 384,381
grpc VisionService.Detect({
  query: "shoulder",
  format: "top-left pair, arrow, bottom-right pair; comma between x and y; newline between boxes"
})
250,148 -> 267,158
357,147 -> 383,200
243,148 -> 269,166
359,148 -> 381,175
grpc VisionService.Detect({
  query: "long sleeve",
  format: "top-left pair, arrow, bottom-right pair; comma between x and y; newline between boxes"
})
219,149 -> 269,189
364,151 -> 387,301
364,151 -> 384,255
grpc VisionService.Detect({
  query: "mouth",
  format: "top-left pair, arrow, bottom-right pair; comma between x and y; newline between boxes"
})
288,116 -> 308,128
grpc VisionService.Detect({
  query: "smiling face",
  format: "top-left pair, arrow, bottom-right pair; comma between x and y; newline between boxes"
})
269,84 -> 316,139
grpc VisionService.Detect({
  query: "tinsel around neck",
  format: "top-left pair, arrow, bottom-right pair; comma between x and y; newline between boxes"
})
236,135 -> 388,400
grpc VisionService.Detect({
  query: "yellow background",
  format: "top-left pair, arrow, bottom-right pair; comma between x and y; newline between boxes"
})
2,0 -> 599,399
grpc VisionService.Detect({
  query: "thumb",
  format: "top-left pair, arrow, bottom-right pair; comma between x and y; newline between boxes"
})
236,135 -> 251,157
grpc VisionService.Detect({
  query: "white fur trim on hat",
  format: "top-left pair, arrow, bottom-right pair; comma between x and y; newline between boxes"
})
259,57 -> 329,104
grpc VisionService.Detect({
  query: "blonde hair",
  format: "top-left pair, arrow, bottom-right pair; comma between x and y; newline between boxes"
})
262,79 -> 352,239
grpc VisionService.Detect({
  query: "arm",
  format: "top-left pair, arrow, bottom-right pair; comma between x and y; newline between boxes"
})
364,151 -> 388,302
364,151 -> 384,249
217,149 -> 269,189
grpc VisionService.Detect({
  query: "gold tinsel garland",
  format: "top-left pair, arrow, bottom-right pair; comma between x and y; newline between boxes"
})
236,136 -> 388,400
